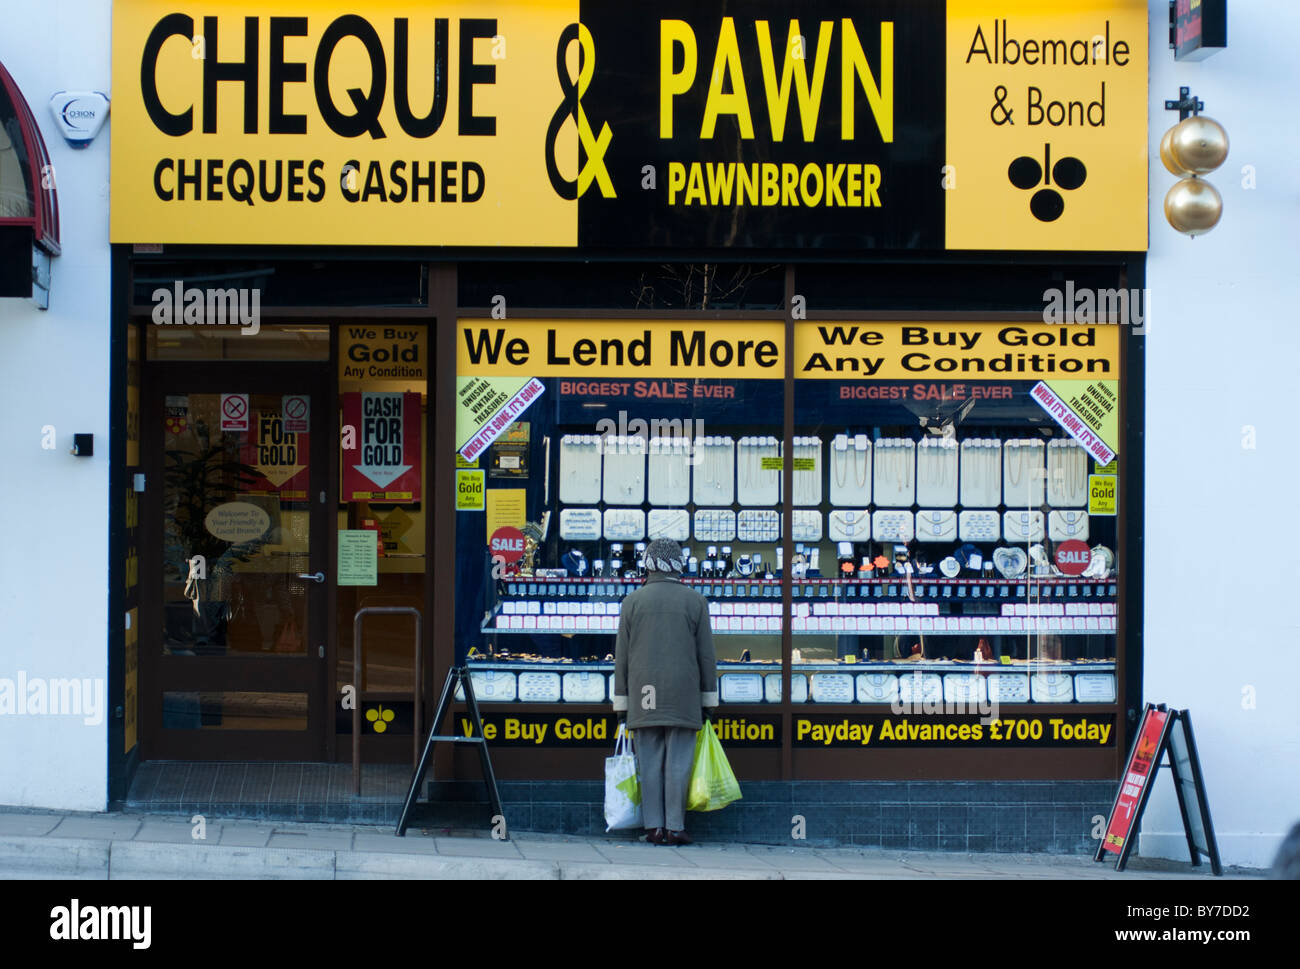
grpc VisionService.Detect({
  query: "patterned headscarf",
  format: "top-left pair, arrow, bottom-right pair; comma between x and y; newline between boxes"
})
644,537 -> 686,573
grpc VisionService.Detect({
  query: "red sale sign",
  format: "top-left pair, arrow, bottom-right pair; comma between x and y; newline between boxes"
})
1101,707 -> 1169,855
342,392 -> 422,502
490,526 -> 526,564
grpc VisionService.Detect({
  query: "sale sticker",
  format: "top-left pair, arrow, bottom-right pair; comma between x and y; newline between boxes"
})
342,391 -> 422,502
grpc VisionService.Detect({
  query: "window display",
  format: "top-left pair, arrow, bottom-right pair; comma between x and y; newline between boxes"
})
790,321 -> 1122,707
455,318 -> 1123,711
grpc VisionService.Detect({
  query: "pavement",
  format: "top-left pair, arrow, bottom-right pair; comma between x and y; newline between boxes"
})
0,808 -> 1265,880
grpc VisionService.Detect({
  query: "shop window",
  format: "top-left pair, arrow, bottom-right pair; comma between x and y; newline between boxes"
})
456,319 -> 784,702
791,320 -> 1121,708
147,322 -> 329,360
132,260 -> 427,309
336,325 -> 428,720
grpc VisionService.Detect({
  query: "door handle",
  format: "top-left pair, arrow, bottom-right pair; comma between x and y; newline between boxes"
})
296,572 -> 326,584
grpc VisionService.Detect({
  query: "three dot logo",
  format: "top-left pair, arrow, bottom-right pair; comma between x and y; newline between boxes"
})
365,704 -> 395,734
1008,144 -> 1087,222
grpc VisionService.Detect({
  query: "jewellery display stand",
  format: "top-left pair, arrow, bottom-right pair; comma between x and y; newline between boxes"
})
1048,509 -> 1089,542
959,510 -> 1001,542
558,507 -> 602,541
692,436 -> 735,506
1003,439 -> 1046,507
647,508 -> 690,541
790,509 -> 823,542
1003,510 -> 1046,544
737,436 -> 780,506
602,434 -> 646,505
828,509 -> 871,542
830,433 -> 872,506
960,438 -> 1002,507
647,436 -> 691,506
872,510 -> 915,543
693,508 -> 736,542
603,508 -> 646,541
872,438 -> 915,507
792,436 -> 823,506
558,434 -> 602,505
915,509 -> 958,543
1047,439 -> 1089,507
916,438 -> 958,506
397,665 -> 505,838
737,509 -> 781,543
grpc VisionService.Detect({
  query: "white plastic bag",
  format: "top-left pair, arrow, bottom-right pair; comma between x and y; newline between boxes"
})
603,724 -> 643,831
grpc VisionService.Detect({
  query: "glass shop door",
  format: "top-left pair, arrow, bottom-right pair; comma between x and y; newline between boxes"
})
146,364 -> 331,759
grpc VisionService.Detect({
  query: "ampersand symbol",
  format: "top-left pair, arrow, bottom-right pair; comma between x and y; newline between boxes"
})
990,85 -> 1014,126
545,23 -> 616,200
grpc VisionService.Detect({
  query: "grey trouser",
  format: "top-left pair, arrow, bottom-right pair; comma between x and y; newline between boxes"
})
634,726 -> 697,831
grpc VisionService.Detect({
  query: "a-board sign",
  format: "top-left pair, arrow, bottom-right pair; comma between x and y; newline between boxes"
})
1166,710 -> 1222,875
1096,703 -> 1221,874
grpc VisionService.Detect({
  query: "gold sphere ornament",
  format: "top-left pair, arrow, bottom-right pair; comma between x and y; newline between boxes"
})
1169,115 -> 1229,174
1164,176 -> 1223,236
1160,126 -> 1190,176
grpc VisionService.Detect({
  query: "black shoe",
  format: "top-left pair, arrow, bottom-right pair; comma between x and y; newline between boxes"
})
645,827 -> 666,845
666,829 -> 693,846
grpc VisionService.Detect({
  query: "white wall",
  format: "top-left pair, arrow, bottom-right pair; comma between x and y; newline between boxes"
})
1141,0 -> 1300,870
0,2 -> 113,811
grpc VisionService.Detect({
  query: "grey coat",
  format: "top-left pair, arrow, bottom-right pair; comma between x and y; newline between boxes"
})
612,574 -> 718,729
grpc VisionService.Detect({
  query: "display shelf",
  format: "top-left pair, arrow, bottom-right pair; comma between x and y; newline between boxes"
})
481,602 -> 1117,635
499,575 -> 1117,599
456,659 -> 1118,704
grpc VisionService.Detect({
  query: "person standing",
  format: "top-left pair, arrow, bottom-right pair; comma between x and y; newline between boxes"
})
612,537 -> 717,845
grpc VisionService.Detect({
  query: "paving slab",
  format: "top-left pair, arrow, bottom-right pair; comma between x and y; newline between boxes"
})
674,847 -> 782,870
0,813 -> 62,836
0,835 -> 109,879
558,863 -> 780,880
741,846 -> 853,872
593,842 -> 697,867
433,836 -> 523,858
217,824 -> 273,847
267,830 -> 355,851
109,842 -> 335,880
336,852 -> 555,880
352,832 -> 442,855
136,820 -> 207,844
50,816 -> 143,841
514,839 -> 610,862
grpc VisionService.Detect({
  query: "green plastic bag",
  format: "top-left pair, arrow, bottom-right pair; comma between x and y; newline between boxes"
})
687,721 -> 743,812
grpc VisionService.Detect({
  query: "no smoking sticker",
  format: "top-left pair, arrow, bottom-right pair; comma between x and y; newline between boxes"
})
282,395 -> 310,433
220,393 -> 249,432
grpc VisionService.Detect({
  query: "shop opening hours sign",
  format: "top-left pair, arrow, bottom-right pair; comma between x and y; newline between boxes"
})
343,392 -> 422,502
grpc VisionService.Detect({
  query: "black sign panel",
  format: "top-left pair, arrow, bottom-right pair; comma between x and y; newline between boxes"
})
794,712 -> 1117,748
576,0 -> 947,250
1173,0 -> 1227,61
455,711 -> 780,747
